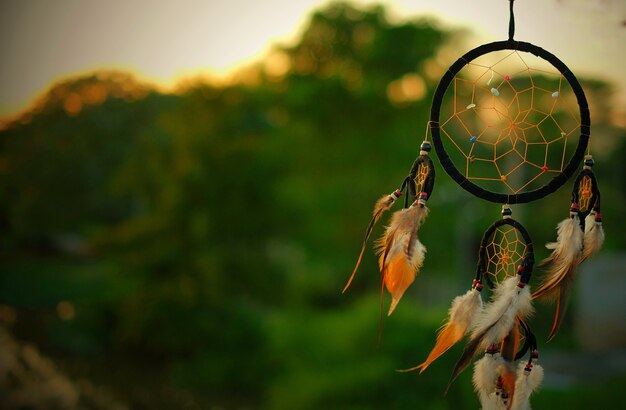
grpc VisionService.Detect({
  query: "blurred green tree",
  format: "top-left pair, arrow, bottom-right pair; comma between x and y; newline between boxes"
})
0,2 -> 624,409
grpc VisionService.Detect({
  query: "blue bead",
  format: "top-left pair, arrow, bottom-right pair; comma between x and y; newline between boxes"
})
470,136 -> 477,143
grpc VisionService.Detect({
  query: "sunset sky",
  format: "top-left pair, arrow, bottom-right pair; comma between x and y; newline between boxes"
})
1,0 -> 625,119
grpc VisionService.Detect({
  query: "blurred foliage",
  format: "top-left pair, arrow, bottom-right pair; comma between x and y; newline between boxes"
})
0,2 -> 625,409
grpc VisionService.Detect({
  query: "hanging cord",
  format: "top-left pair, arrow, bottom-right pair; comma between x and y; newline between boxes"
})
508,0 -> 515,41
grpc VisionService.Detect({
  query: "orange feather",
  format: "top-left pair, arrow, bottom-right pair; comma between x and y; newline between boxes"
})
501,369 -> 517,410
376,204 -> 428,315
402,288 -> 483,373
400,322 -> 464,373
384,253 -> 418,315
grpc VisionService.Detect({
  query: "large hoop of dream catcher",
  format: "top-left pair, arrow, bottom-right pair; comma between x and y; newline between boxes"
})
429,40 -> 590,204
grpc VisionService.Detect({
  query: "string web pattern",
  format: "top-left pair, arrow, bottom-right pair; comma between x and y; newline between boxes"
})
578,175 -> 593,213
413,163 -> 430,194
484,225 -> 528,289
439,50 -> 581,195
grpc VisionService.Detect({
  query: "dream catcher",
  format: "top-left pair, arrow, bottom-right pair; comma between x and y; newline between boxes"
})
344,1 -> 603,409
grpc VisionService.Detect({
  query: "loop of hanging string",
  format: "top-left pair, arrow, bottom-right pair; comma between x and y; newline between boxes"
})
508,0 -> 516,41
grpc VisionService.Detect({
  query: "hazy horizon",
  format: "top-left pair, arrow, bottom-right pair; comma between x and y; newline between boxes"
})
1,0 -> 625,120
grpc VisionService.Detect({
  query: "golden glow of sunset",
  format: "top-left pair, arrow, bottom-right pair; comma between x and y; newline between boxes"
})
0,0 -> 625,120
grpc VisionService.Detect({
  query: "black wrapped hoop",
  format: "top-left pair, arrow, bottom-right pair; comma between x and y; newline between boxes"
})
429,40 -> 590,204
515,318 -> 538,361
473,217 -> 534,289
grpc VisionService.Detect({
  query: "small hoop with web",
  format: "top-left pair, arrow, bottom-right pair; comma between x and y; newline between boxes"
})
474,211 -> 534,291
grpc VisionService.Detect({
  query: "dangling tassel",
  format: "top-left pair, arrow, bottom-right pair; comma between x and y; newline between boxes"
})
343,140 -> 435,317
375,141 -> 435,315
377,201 -> 429,315
511,350 -> 544,410
581,202 -> 604,262
532,205 -> 583,341
534,155 -> 602,341
448,273 -> 533,390
403,280 -> 483,373
343,187 -> 404,293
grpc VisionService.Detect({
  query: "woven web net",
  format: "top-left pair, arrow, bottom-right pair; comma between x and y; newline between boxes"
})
484,225 -> 528,289
439,50 -> 581,195
578,175 -> 593,213
413,162 -> 430,194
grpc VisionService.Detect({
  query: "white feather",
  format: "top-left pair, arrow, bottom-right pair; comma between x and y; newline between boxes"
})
582,212 -> 604,261
528,362 -> 544,392
450,288 -> 483,328
510,361 -> 544,410
473,352 -> 503,406
409,239 -> 427,271
483,393 -> 508,410
511,363 -> 532,410
470,276 -> 533,350
546,216 -> 583,258
481,397 -> 504,410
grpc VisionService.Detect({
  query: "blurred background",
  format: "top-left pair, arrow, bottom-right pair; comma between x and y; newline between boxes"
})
0,1 -> 625,409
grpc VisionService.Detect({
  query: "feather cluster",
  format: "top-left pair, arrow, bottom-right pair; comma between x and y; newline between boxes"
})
406,288 -> 482,373
470,277 -> 533,351
534,206 -> 606,340
448,276 -> 533,388
532,216 -> 583,340
377,204 -> 428,315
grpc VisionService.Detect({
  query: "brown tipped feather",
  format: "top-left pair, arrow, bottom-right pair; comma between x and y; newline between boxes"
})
400,323 -> 464,373
532,217 -> 583,301
446,335 -> 482,395
547,283 -> 572,342
343,193 -> 398,293
533,216 -> 582,341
